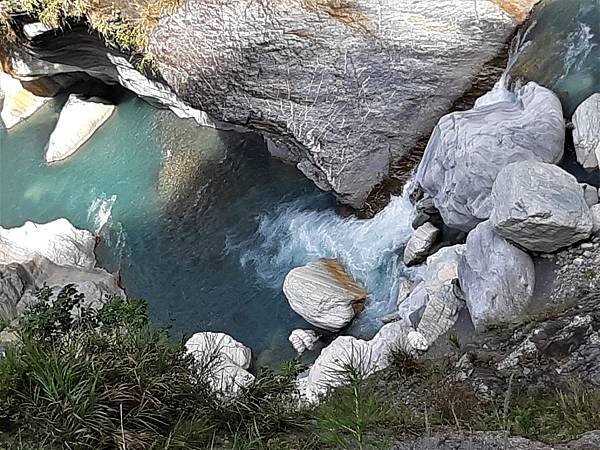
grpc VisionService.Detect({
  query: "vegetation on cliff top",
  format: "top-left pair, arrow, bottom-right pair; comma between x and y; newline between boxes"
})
1,285 -> 600,449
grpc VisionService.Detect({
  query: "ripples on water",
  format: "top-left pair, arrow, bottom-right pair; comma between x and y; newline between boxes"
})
0,93 -> 415,365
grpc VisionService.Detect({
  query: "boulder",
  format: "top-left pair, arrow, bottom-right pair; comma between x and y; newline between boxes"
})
395,278 -> 414,308
0,72 -> 49,129
490,161 -> 593,253
185,332 -> 254,396
581,183 -> 599,207
297,321 -> 414,404
397,281 -> 428,327
403,222 -> 440,266
288,329 -> 320,355
459,221 -> 535,329
422,245 -> 465,294
0,257 -> 123,322
46,94 -> 115,163
572,93 -> 600,169
149,0 -> 536,207
415,82 -> 565,231
0,219 -> 96,269
591,205 -> 600,235
283,259 -> 366,332
416,282 -> 464,346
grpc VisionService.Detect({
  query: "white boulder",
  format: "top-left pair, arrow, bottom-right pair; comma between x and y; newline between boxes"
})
416,82 -> 565,231
491,161 -> 593,253
185,332 -> 254,396
288,329 -> 319,355
459,221 -> 535,329
46,94 -> 115,163
591,205 -> 600,235
403,222 -> 439,266
0,219 -> 96,269
572,93 -> 600,169
0,72 -> 49,129
283,259 -> 366,332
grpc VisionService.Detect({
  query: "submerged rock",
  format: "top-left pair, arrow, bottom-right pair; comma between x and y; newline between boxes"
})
459,221 -> 535,329
185,332 -> 254,396
46,94 -> 115,163
491,161 -> 592,252
415,82 -> 564,231
283,259 -> 366,332
150,0 -> 536,207
0,219 -> 97,269
288,329 -> 320,355
572,93 -> 600,169
0,72 -> 49,129
403,222 -> 439,266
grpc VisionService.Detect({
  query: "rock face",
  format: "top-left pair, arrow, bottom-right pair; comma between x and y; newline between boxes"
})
403,222 -> 439,266
0,72 -> 49,129
572,93 -> 600,169
459,221 -> 535,329
148,0 -> 535,207
288,329 -> 320,355
283,259 -> 366,332
46,94 -> 115,163
415,82 -> 565,231
185,332 -> 254,396
490,161 -> 593,253
592,205 -> 600,234
0,219 -> 122,322
0,219 -> 97,269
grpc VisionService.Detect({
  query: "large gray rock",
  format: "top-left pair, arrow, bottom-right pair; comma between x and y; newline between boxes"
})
491,161 -> 593,253
185,332 -> 254,396
403,222 -> 439,266
459,221 -> 535,329
573,93 -> 600,169
283,259 -> 367,332
149,0 -> 536,207
415,82 -> 565,231
46,94 -> 115,163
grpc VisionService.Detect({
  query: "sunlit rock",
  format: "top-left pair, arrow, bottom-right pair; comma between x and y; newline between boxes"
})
46,94 -> 115,163
403,222 -> 439,266
0,72 -> 49,129
288,329 -> 319,355
491,161 -> 592,252
283,259 -> 366,332
185,332 -> 254,396
459,221 -> 535,329
395,278 -> 414,308
572,93 -> 600,169
0,219 -> 96,269
416,82 -> 564,231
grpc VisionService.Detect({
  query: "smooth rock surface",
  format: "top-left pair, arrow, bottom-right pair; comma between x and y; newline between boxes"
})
185,332 -> 254,396
395,278 -> 414,308
283,259 -> 366,332
422,245 -> 465,294
491,161 -> 593,252
572,93 -> 600,169
288,329 -> 320,355
0,72 -> 49,129
150,0 -> 536,207
403,222 -> 439,266
581,183 -> 599,207
591,205 -> 600,234
0,219 -> 96,269
459,221 -> 535,329
415,82 -> 565,231
46,94 -> 115,163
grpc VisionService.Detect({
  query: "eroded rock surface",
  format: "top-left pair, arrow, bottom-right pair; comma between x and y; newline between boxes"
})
459,221 -> 535,329
403,222 -> 439,266
289,329 -> 320,355
415,82 -> 564,231
283,259 -> 366,332
491,161 -> 592,253
0,71 -> 49,129
573,93 -> 600,169
46,94 -> 115,163
150,0 -> 535,207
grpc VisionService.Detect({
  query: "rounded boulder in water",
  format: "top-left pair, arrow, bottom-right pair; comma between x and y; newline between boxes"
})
283,259 -> 367,332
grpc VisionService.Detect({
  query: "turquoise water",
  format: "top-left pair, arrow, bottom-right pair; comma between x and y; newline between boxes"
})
0,93 -> 414,365
508,0 -> 599,116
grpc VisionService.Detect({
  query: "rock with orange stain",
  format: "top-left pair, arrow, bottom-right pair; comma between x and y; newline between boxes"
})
492,0 -> 540,23
0,72 -> 49,129
283,259 -> 367,332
